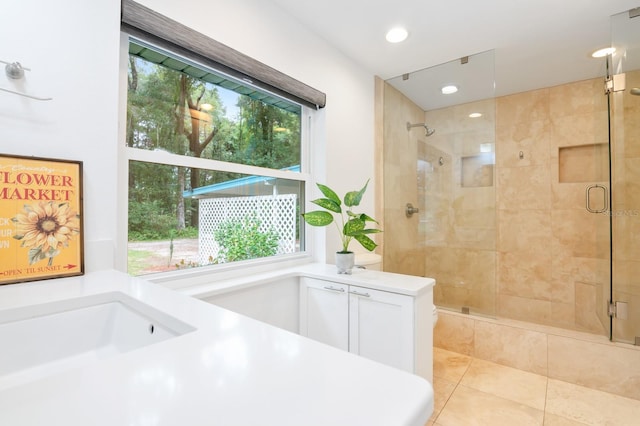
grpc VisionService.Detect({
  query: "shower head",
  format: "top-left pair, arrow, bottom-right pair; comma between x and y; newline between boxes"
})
406,121 -> 436,137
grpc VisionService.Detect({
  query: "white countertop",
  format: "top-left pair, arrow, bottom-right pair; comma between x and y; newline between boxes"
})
0,269 -> 433,426
180,262 -> 435,300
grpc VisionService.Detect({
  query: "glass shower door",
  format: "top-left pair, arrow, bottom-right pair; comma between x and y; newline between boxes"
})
383,50 -> 497,317
609,9 -> 640,344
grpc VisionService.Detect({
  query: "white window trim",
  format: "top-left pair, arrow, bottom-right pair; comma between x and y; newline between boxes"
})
126,149 -> 311,183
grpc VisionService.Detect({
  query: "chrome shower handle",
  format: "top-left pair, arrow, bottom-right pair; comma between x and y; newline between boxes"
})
406,203 -> 419,217
586,184 -> 608,214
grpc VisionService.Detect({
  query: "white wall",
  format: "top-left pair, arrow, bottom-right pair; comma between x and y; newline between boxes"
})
0,0 -> 121,272
0,0 -> 375,277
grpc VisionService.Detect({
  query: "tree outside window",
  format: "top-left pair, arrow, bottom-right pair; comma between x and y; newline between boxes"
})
125,40 -> 305,276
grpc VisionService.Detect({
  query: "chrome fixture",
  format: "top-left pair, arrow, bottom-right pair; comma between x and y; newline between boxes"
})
5,62 -> 26,79
405,203 -> 419,218
586,184 -> 608,214
630,87 -> 640,96
406,121 -> 435,137
0,59 -> 53,101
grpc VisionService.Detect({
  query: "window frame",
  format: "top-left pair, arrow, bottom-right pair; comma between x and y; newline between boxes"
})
120,0 -> 326,110
117,33 -> 319,281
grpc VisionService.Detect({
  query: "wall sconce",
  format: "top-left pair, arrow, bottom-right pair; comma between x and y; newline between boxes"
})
0,59 -> 52,101
5,62 -> 26,79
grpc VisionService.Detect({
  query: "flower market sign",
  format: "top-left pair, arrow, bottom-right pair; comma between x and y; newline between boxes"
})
0,154 -> 83,285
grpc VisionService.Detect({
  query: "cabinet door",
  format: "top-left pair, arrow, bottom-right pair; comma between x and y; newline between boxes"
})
299,277 -> 349,351
349,285 -> 414,373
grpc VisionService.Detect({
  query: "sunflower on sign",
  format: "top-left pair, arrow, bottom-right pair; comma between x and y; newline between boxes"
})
12,201 -> 80,266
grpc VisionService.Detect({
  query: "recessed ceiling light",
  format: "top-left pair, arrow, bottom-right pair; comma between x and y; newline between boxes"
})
441,85 -> 458,95
386,27 -> 408,43
591,47 -> 616,58
469,112 -> 482,118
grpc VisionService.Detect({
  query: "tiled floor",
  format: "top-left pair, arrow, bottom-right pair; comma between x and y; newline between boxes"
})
428,347 -> 640,426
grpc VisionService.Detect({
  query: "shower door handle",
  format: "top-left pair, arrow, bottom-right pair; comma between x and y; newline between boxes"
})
586,184 -> 608,214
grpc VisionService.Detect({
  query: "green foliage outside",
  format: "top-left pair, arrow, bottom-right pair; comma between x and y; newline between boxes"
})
129,200 -> 198,240
128,200 -> 175,240
126,51 -> 301,241
213,216 -> 280,263
127,249 -> 155,276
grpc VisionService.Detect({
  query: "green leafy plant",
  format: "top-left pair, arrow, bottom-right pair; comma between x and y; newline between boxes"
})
302,180 -> 381,253
213,216 -> 280,263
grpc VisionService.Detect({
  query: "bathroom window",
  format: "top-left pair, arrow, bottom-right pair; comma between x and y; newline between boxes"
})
124,38 -> 312,276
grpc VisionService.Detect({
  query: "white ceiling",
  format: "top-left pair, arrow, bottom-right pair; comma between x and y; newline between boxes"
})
269,0 -> 640,110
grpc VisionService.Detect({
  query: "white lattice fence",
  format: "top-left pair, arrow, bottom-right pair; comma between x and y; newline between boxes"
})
198,194 -> 297,264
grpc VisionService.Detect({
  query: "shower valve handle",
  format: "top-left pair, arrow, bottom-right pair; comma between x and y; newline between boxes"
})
406,203 -> 419,218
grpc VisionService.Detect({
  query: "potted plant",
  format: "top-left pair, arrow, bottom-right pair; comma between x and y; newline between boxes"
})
302,180 -> 381,274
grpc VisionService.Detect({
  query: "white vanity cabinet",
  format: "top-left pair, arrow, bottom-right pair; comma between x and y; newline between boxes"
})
299,279 -> 349,351
300,275 -> 432,382
348,284 -> 414,372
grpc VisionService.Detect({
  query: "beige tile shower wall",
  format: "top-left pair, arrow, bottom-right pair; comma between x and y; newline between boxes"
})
611,69 -> 640,342
383,76 -> 626,335
382,83 -> 425,277
496,78 -> 610,333
496,89 -> 552,326
550,79 -> 611,334
423,99 -> 497,315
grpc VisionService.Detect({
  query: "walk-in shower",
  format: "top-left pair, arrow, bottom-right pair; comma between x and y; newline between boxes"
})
381,9 -> 640,344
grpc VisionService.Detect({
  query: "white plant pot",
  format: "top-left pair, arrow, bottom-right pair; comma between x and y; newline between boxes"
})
335,251 -> 355,275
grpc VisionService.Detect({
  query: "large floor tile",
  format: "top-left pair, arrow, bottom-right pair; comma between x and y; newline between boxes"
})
430,377 -> 457,420
436,385 -> 544,426
546,379 -> 640,426
543,413 -> 590,426
460,358 -> 548,410
433,348 -> 472,383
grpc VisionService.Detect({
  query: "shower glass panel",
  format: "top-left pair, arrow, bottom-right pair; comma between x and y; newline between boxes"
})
383,50 -> 497,317
610,9 -> 640,344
